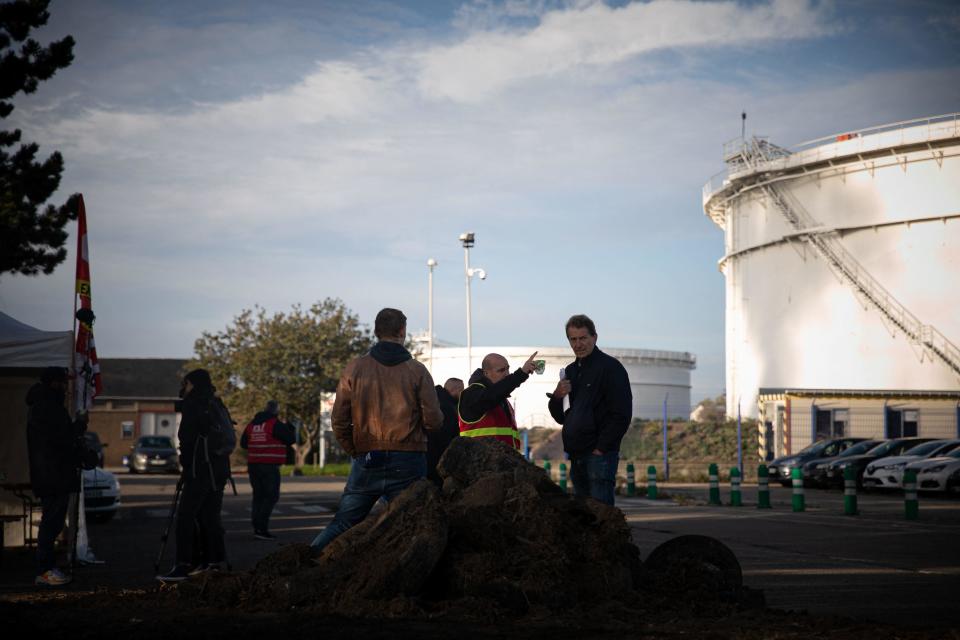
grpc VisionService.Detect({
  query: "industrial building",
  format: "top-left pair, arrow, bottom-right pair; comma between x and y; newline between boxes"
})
703,114 -> 960,459
418,344 -> 696,427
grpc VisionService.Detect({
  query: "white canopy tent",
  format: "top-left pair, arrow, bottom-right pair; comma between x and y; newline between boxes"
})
0,311 -> 72,369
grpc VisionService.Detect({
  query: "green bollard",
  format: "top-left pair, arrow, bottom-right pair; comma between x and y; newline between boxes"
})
730,467 -> 742,506
904,470 -> 918,520
559,462 -> 568,494
791,467 -> 805,512
708,463 -> 721,505
544,460 -> 552,476
843,465 -> 858,515
757,464 -> 771,509
647,465 -> 658,500
626,462 -> 636,497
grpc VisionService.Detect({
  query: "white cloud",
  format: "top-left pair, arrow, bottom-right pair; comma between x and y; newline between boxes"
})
419,0 -> 834,102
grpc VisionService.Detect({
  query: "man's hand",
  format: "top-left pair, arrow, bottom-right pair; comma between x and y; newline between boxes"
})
592,448 -> 604,455
520,351 -> 539,375
553,379 -> 571,398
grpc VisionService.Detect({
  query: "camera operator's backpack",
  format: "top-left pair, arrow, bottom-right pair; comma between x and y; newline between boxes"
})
205,396 -> 237,458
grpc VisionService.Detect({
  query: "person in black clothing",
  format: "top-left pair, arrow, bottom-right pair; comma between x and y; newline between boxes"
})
157,368 -> 231,582
426,378 -> 464,485
240,400 -> 296,539
458,352 -> 539,450
548,315 -> 632,505
26,367 -> 88,587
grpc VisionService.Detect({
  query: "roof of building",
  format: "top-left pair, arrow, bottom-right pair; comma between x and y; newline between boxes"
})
98,358 -> 188,400
758,387 -> 960,400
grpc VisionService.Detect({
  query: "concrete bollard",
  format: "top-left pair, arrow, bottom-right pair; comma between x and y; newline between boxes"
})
791,467 -> 805,512
559,462 -> 568,494
903,469 -> 918,520
626,462 -> 636,497
757,464 -> 771,509
730,467 -> 742,506
647,465 -> 658,500
843,465 -> 858,516
708,463 -> 721,505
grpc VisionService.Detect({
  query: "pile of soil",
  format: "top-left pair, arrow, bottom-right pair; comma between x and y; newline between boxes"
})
174,438 -> 748,621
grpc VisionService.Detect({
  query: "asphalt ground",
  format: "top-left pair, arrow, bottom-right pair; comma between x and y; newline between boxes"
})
2,471 -> 958,629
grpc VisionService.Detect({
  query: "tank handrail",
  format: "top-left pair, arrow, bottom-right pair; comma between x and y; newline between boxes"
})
792,112 -> 960,152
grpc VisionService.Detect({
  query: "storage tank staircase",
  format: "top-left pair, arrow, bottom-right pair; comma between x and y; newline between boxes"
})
733,137 -> 960,379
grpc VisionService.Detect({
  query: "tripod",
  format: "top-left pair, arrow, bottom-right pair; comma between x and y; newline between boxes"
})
154,476 -> 184,574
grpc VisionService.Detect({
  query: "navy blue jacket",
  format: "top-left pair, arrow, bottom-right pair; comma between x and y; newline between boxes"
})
548,347 -> 632,455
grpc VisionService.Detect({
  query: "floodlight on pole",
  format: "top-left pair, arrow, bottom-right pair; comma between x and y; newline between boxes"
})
426,258 -> 437,374
459,232 -> 486,372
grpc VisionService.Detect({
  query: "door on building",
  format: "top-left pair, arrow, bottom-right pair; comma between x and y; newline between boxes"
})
815,409 -> 832,440
763,421 -> 775,461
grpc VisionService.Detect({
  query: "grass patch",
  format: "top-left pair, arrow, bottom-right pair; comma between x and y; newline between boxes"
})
280,462 -> 351,477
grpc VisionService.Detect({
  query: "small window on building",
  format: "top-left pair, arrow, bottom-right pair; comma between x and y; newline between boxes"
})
160,418 -> 171,428
903,410 -> 919,437
832,409 -> 848,438
121,421 -> 134,439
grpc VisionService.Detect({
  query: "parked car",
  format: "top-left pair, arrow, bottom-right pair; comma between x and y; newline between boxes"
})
82,431 -> 106,468
802,439 -> 883,487
862,439 -> 960,490
766,438 -> 868,486
905,448 -> 960,493
125,435 -> 180,474
83,467 -> 121,522
824,437 -> 934,488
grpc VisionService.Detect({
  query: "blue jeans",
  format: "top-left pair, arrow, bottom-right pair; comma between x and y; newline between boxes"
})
311,451 -> 426,551
570,451 -> 619,505
248,463 -> 281,533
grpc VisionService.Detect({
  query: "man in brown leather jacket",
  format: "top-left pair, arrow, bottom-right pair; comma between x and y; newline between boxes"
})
310,308 -> 443,551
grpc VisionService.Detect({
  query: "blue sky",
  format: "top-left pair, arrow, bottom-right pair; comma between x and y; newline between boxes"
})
2,0 -> 959,403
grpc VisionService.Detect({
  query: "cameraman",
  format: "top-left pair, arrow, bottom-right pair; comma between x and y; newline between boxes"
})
26,367 -> 88,587
157,368 -> 229,582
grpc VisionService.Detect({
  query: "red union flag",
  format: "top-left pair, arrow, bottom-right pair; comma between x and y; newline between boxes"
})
74,195 -> 102,411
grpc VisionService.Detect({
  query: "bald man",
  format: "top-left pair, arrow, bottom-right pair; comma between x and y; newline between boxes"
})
457,352 -> 538,451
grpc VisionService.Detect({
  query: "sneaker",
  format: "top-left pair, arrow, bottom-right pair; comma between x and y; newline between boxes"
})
253,530 -> 277,540
35,568 -> 72,586
156,564 -> 192,583
188,561 -> 226,576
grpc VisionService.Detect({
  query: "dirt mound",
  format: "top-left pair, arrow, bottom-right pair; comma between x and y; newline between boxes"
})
175,438 -> 738,619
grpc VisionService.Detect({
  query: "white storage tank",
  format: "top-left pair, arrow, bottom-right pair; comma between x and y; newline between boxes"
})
703,114 -> 960,419
420,345 -> 696,426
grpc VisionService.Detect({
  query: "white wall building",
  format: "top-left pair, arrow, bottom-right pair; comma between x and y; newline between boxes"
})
703,114 -> 960,457
418,345 -> 696,428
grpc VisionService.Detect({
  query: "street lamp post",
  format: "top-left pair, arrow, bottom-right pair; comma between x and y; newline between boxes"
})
427,258 -> 437,374
458,232 -> 486,372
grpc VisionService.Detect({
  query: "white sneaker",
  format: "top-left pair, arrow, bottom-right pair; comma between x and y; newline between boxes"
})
35,568 -> 72,586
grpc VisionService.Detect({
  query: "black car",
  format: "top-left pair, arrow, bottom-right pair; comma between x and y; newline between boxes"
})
126,435 -> 180,474
823,437 -> 934,488
82,431 -> 106,468
766,438 -> 868,486
802,439 -> 883,487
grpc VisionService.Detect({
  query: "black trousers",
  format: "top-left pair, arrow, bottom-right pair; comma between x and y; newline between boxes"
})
36,493 -> 70,572
248,463 -> 281,533
175,477 -> 225,565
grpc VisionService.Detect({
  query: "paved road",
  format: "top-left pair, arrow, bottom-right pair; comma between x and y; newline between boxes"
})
624,484 -> 960,627
3,473 -> 958,628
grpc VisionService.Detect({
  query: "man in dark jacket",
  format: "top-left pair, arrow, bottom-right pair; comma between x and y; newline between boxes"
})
157,368 -> 231,582
240,400 -> 296,540
26,366 -> 87,586
458,352 -> 539,450
548,315 -> 632,505
426,378 -> 464,485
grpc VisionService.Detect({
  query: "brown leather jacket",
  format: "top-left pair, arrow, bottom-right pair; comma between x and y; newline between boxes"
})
331,351 -> 443,457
